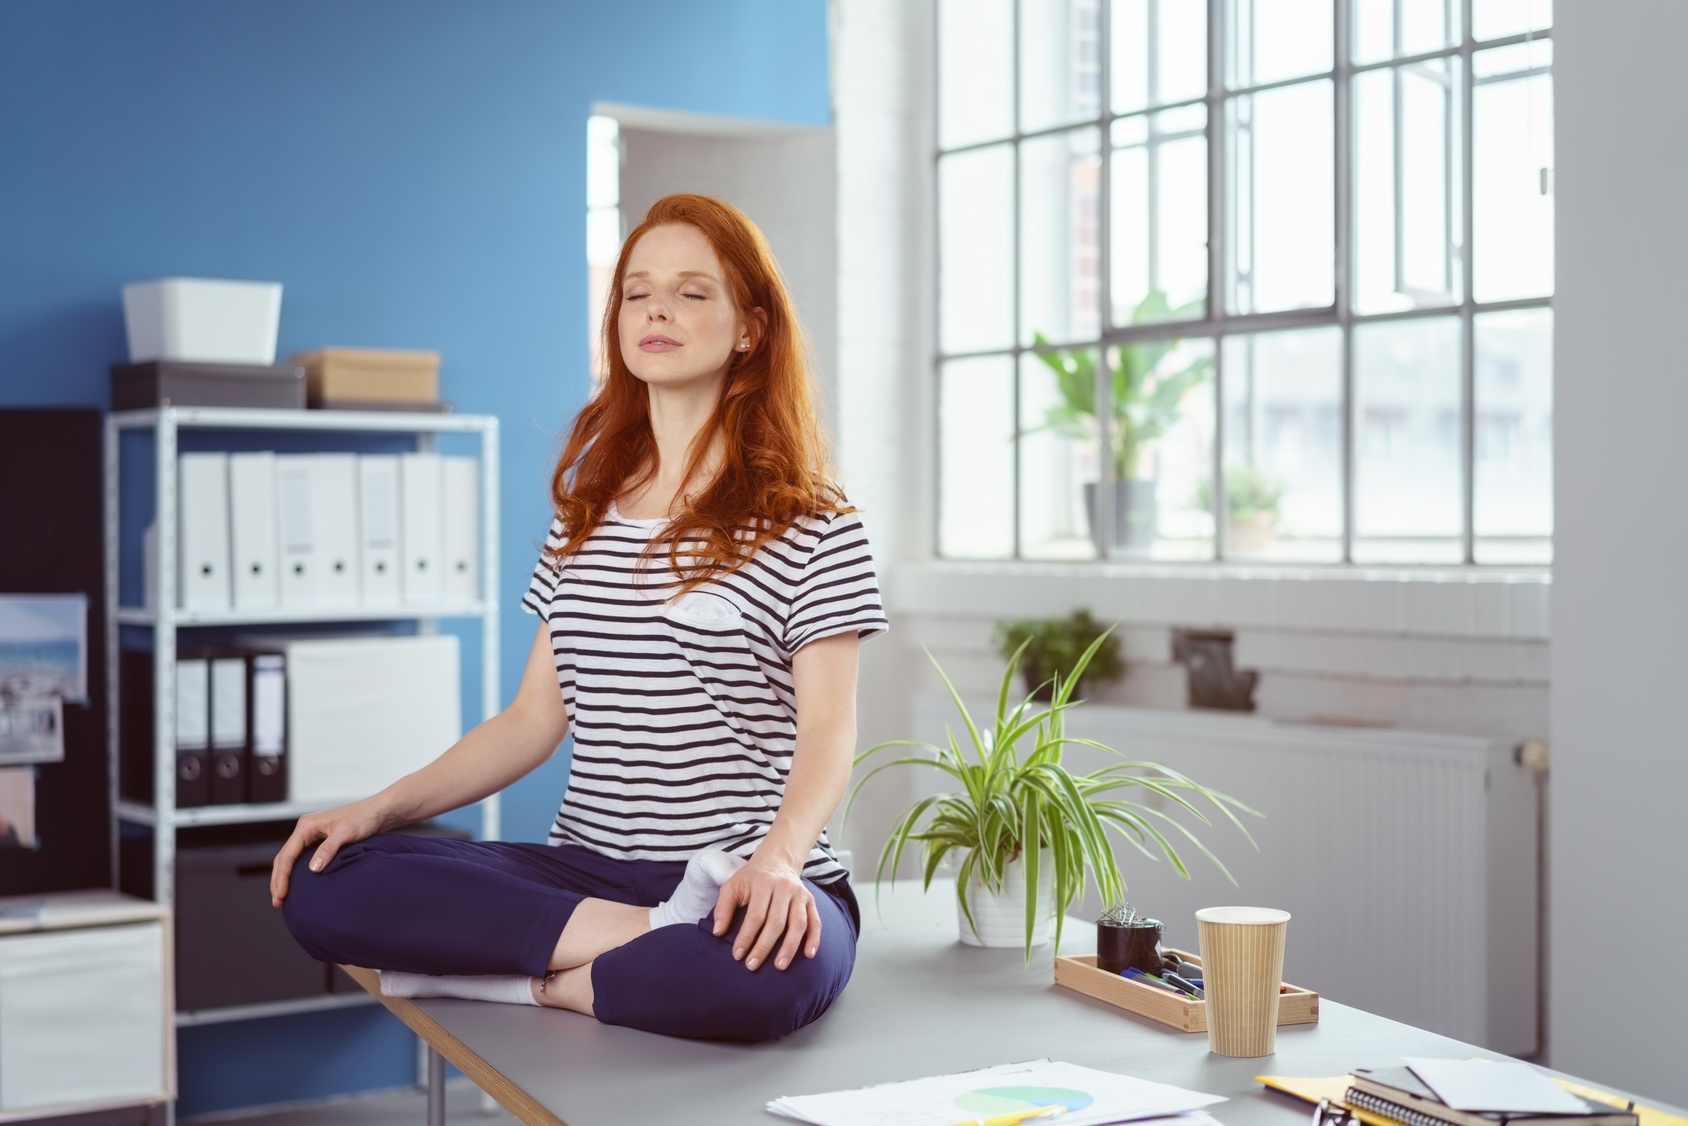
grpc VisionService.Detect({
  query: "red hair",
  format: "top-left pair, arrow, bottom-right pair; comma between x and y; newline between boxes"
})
548,193 -> 848,586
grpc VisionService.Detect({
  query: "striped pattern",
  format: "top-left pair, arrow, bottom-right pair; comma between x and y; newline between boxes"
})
1195,909 -> 1290,1057
522,504 -> 887,884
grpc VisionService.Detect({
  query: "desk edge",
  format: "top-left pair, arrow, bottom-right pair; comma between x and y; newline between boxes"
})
341,965 -> 565,1126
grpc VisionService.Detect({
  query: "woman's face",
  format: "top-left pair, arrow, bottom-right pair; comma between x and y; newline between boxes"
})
617,223 -> 752,392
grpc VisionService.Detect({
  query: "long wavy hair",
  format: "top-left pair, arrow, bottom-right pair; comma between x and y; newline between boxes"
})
547,193 -> 848,588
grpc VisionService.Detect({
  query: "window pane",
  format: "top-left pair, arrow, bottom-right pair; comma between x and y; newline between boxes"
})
1022,128 -> 1102,346
1221,328 -> 1344,561
1228,0 -> 1332,88
939,356 -> 1016,558
586,115 -> 622,380
1022,0 -> 1103,133
1353,317 -> 1463,563
1103,336 -> 1215,559
1353,60 -> 1464,314
939,0 -> 1014,149
1021,350 -> 1101,560
1111,0 -> 1208,113
1474,309 -> 1551,564
1228,80 -> 1334,314
1111,107 -> 1208,327
1401,0 -> 1460,57
939,145 -> 1014,354
1473,65 -> 1553,302
1472,38 -> 1551,77
1354,0 -> 1462,64
1472,0 -> 1550,42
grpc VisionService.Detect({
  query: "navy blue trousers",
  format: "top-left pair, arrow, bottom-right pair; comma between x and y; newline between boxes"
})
281,835 -> 860,1043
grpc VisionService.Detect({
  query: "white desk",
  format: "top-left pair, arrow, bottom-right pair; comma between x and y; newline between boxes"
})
346,883 -> 1671,1126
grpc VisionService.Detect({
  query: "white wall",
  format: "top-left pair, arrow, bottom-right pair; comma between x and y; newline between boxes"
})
833,0 -> 934,873
1550,6 -> 1688,1105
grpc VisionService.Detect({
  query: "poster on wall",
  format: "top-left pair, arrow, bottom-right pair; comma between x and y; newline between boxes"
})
0,594 -> 84,767
0,767 -> 36,850
0,594 -> 88,703
0,694 -> 63,766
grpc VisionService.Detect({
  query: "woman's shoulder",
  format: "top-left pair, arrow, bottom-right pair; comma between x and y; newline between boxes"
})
770,503 -> 863,547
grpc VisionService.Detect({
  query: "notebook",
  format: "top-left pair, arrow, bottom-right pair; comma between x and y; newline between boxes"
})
1349,1068 -> 1639,1126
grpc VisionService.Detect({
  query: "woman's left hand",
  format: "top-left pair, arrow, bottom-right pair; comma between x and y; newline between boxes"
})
711,857 -> 821,972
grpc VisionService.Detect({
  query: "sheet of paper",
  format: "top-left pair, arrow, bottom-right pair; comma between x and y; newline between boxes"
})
768,1059 -> 1226,1126
1404,1059 -> 1589,1115
0,766 -> 37,849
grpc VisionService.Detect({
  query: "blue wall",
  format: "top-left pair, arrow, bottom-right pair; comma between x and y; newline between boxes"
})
0,0 -> 830,1116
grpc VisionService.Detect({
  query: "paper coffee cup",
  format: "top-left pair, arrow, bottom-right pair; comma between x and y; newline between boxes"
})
1195,906 -> 1291,1057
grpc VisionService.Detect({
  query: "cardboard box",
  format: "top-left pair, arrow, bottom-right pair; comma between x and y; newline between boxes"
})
294,348 -> 440,407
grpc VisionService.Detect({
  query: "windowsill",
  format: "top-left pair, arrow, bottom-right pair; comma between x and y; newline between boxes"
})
887,559 -> 1551,641
895,558 -> 1550,583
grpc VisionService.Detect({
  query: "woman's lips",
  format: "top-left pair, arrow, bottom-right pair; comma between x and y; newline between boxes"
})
639,335 -> 680,352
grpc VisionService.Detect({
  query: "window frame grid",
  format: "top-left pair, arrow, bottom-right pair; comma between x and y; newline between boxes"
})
932,0 -> 1553,565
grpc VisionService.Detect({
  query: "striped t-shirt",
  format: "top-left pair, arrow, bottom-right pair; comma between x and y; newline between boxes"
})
520,503 -> 888,885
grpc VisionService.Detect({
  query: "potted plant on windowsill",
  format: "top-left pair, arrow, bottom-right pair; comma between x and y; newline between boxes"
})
1030,290 -> 1212,555
1193,465 -> 1284,555
846,633 -> 1259,956
991,609 -> 1124,703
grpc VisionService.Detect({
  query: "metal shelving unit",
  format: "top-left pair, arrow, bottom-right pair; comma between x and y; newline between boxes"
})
103,405 -> 501,1026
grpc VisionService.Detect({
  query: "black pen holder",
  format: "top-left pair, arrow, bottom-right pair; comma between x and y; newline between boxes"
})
1096,916 -> 1162,976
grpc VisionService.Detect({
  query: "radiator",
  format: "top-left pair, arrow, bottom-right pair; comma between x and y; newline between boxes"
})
908,696 -> 1540,1055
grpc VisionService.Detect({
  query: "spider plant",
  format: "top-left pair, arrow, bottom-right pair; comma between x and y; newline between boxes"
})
846,631 -> 1260,957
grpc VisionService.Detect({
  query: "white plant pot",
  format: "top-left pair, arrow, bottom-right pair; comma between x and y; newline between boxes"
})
956,851 -> 1056,948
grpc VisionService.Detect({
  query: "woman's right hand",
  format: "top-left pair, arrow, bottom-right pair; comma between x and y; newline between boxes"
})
269,798 -> 389,907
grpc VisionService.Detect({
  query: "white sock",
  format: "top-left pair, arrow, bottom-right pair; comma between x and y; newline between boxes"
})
650,849 -> 747,929
378,971 -> 538,1006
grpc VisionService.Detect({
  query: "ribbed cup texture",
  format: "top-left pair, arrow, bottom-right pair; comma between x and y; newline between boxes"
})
1196,906 -> 1290,1057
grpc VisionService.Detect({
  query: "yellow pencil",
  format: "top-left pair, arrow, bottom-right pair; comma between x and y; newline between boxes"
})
947,1105 -> 1067,1126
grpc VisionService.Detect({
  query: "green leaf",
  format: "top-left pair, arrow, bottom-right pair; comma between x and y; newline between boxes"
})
1021,794 -> 1043,959
845,642 -> 1262,943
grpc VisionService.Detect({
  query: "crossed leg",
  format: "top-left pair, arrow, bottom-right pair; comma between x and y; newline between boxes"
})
280,834 -> 854,1038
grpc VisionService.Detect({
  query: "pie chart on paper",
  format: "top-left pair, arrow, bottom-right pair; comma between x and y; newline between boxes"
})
954,1086 -> 1096,1116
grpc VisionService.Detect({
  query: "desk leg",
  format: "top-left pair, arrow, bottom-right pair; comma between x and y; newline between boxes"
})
426,1046 -> 445,1126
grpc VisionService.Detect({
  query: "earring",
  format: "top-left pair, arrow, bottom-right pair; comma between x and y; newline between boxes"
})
738,343 -> 749,350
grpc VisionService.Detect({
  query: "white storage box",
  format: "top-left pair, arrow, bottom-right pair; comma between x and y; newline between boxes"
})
0,916 -> 169,1113
122,277 -> 283,365
266,634 -> 461,805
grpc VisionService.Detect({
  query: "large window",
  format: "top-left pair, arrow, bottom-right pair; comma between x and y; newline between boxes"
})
935,0 -> 1553,565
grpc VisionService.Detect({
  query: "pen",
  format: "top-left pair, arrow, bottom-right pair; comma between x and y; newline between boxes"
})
1162,971 -> 1205,999
947,1105 -> 1066,1126
1122,967 -> 1195,998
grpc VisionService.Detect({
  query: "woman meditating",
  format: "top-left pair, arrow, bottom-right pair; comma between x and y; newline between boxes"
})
271,193 -> 886,1042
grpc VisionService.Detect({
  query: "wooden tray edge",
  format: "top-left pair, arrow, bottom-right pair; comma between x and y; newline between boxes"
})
1053,948 -> 1319,1031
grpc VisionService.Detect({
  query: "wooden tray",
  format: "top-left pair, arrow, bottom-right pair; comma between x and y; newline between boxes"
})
1053,947 -> 1319,1033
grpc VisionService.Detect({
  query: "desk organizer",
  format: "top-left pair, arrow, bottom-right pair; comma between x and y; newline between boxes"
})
1053,947 -> 1319,1033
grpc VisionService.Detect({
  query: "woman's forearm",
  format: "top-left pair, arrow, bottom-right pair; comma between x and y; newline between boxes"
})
369,703 -> 565,830
755,722 -> 855,871
756,632 -> 863,871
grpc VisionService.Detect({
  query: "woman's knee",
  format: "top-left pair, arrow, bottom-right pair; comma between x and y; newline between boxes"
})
279,844 -> 375,960
593,917 -> 855,1042
729,953 -> 853,1040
